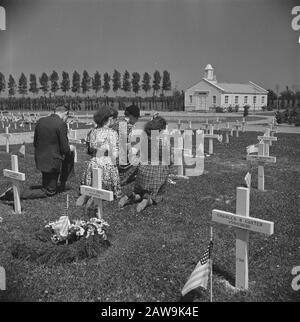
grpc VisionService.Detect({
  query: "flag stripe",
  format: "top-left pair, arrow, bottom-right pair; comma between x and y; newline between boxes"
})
182,263 -> 210,295
181,242 -> 213,296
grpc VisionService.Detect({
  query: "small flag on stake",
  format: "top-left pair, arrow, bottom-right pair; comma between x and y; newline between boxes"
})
18,142 -> 26,158
181,240 -> 213,296
244,172 -> 251,188
246,143 -> 258,154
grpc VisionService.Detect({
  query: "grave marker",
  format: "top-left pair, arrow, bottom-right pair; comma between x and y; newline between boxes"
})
215,117 -> 220,130
246,141 -> 276,191
177,120 -> 181,130
80,167 -> 114,219
204,124 -> 223,154
3,127 -> 11,153
212,186 -> 274,290
68,129 -> 81,163
242,117 -> 247,132
3,155 -> 26,214
172,133 -> 188,179
257,128 -> 277,154
233,120 -> 242,137
220,123 -> 233,143
203,119 -> 210,134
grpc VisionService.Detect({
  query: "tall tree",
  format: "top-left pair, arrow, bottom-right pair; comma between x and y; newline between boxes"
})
92,71 -> 101,96
122,70 -> 131,94
275,84 -> 280,110
8,75 -> 16,97
280,86 -> 293,107
61,71 -> 70,95
0,72 -> 5,96
71,71 -> 81,95
131,72 -> 140,96
81,70 -> 91,95
142,72 -> 151,96
152,70 -> 161,96
295,91 -> 300,106
50,70 -> 60,96
162,70 -> 171,96
267,89 -> 277,107
112,69 -> 121,95
29,74 -> 39,95
18,73 -> 28,96
102,72 -> 111,94
39,72 -> 49,96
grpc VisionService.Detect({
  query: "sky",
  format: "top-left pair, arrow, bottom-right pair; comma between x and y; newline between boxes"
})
0,0 -> 299,95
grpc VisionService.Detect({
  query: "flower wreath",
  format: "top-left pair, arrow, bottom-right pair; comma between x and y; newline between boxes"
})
45,216 -> 109,245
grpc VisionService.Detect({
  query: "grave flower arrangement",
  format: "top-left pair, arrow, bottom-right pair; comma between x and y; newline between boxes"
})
10,195 -> 111,265
45,216 -> 109,245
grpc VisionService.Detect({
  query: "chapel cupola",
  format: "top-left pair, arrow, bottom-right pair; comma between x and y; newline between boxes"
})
204,64 -> 216,82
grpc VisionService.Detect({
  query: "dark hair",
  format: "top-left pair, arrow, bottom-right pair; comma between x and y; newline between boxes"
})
125,104 -> 140,118
54,105 -> 69,113
93,105 -> 112,127
144,116 -> 167,137
110,108 -> 118,119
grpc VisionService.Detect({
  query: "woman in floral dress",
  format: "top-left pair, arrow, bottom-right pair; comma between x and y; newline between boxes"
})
77,106 -> 122,207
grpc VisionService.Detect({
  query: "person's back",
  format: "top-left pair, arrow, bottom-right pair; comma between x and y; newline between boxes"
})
34,114 -> 69,172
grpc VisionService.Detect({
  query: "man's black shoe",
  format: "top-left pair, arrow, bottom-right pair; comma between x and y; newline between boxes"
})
0,187 -> 14,201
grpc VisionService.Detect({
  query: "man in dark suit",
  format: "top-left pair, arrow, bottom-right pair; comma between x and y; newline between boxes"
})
33,105 -> 75,196
0,105 -> 75,201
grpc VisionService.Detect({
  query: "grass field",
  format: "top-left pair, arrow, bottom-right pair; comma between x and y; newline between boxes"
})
0,130 -> 299,302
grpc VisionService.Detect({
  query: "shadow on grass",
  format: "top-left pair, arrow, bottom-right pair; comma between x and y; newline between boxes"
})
212,263 -> 235,287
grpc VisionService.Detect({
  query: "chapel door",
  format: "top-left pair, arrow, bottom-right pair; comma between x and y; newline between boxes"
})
198,94 -> 207,111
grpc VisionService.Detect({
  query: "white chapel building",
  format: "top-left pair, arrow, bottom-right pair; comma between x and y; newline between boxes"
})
184,64 -> 268,112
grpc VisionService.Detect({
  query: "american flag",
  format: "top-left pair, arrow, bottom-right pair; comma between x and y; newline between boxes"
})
18,142 -> 26,158
181,241 -> 213,296
244,172 -> 251,188
246,143 -> 258,154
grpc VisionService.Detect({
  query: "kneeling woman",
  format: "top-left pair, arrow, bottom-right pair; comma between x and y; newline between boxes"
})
119,116 -> 171,212
77,106 -> 122,207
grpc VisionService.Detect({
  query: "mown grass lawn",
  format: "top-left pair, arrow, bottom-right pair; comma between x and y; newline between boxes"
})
0,130 -> 299,302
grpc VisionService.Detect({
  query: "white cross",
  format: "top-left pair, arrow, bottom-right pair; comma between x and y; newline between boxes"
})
204,124 -> 223,154
68,129 -> 81,163
171,131 -> 185,178
212,186 -> 274,290
246,141 -> 276,191
257,128 -> 277,155
220,122 -> 233,143
203,118 -> 210,134
80,168 -> 114,219
3,155 -> 26,214
233,121 -> 242,137
28,119 -> 32,131
177,119 -> 181,130
215,117 -> 220,130
2,126 -> 11,153
242,117 -> 247,132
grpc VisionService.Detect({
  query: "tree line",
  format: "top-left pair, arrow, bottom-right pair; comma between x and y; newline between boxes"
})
0,70 -> 172,98
267,86 -> 300,109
